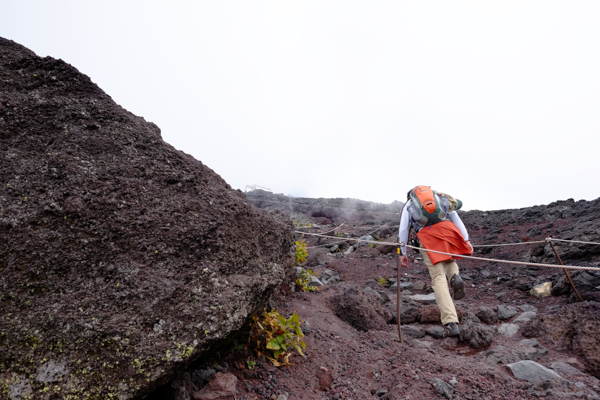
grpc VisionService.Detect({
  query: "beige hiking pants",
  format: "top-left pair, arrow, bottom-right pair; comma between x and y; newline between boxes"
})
421,249 -> 460,325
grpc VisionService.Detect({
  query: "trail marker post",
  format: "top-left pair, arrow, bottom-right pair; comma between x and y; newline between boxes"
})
396,245 -> 403,343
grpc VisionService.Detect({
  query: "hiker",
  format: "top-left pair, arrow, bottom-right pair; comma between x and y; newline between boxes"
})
398,186 -> 473,338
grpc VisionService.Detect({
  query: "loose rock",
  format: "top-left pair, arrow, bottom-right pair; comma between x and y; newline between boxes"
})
410,293 -> 437,305
517,338 -> 548,361
193,372 -> 238,400
401,325 -> 426,338
476,306 -> 498,324
426,326 -> 445,339
459,320 -> 495,349
432,378 -> 454,399
498,323 -> 519,337
550,361 -> 587,377
530,282 -> 552,298
330,285 -> 388,331
498,305 -> 519,320
506,360 -> 562,383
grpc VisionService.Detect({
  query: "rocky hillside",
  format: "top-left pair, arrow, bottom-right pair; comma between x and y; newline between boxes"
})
0,37 -> 294,400
249,188 -> 600,266
178,193 -> 600,400
461,198 -> 600,265
245,189 -> 404,226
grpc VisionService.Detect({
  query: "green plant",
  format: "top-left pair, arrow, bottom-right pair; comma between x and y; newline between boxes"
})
334,232 -> 344,237
292,216 -> 312,227
295,240 -> 308,265
377,276 -> 387,286
246,360 -> 256,369
295,268 -> 320,292
249,310 -> 305,367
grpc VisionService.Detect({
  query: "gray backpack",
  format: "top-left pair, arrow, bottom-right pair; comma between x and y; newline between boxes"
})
406,185 -> 450,227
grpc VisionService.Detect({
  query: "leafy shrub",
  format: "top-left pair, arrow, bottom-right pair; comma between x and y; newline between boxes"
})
248,309 -> 306,366
292,215 -> 312,227
295,268 -> 320,292
295,240 -> 308,265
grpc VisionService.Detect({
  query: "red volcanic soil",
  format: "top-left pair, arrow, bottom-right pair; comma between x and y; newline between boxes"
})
194,222 -> 600,400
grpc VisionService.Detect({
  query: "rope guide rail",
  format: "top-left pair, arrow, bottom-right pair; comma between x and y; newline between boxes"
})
294,230 -> 600,272
296,228 -> 600,337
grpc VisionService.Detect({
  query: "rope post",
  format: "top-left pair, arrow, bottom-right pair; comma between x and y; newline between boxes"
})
396,244 -> 403,343
547,238 -> 584,302
343,239 -> 360,285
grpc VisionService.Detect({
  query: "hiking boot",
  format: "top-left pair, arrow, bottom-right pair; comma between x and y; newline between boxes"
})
443,322 -> 460,338
450,274 -> 465,300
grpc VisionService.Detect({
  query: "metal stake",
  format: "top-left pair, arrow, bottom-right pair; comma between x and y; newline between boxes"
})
343,240 -> 360,285
548,239 -> 584,302
396,245 -> 403,343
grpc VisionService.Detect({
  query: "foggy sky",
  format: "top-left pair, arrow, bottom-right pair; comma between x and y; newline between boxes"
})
2,1 -> 600,211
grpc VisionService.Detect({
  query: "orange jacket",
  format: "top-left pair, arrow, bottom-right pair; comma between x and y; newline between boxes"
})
417,220 -> 472,265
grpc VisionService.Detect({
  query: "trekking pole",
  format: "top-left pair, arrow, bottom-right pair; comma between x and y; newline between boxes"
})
396,244 -> 403,343
547,238 -> 584,302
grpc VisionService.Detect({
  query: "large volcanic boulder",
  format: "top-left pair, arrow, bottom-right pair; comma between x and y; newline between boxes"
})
0,37 -> 294,399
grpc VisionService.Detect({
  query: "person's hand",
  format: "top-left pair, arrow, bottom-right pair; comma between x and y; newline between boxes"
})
466,240 -> 474,255
400,255 -> 409,268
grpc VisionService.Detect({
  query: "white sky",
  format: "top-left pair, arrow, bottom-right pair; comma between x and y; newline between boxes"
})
2,1 -> 600,211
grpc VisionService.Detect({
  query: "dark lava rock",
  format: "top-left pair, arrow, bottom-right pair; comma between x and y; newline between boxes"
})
426,326 -> 445,339
497,305 -> 519,320
190,369 -> 216,386
485,345 -> 528,366
552,271 -> 577,296
571,271 -> 600,292
159,372 -> 197,400
460,320 -> 495,349
432,378 -> 454,399
510,277 -> 536,292
419,304 -> 442,323
401,325 -> 425,338
330,285 -> 388,331
461,310 -> 483,325
375,234 -> 399,255
553,270 -> 600,297
396,298 -> 421,324
475,306 -> 498,324
246,189 -> 404,225
525,377 -> 599,399
485,339 -> 548,366
522,302 -> 600,378
193,372 -> 238,400
315,368 -> 333,391
0,37 -> 294,399
573,291 -> 600,303
517,338 -> 548,361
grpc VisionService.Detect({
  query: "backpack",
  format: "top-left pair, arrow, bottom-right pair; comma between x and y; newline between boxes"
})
407,185 -> 450,227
